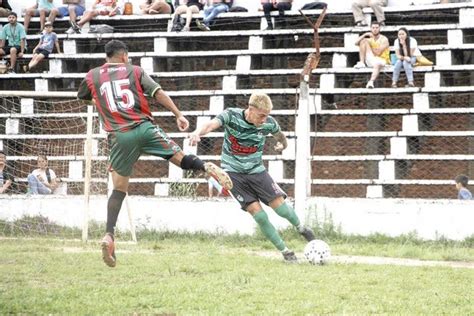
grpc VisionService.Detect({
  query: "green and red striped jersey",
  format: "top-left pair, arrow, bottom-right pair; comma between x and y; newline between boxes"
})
78,63 -> 161,132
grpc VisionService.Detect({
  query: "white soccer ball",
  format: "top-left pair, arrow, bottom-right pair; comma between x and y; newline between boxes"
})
304,239 -> 331,265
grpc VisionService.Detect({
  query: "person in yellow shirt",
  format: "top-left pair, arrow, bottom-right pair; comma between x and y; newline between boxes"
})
354,21 -> 389,88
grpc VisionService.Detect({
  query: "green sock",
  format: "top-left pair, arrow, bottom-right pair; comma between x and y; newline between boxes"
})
274,202 -> 300,227
253,210 -> 286,251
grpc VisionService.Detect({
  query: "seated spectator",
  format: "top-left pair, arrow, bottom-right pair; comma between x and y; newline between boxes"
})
140,0 -> 173,14
392,27 -> 418,88
455,174 -> 472,200
196,0 -> 233,31
23,0 -> 56,34
261,0 -> 292,31
0,150 -> 14,194
48,0 -> 86,32
0,0 -> 12,17
67,0 -> 120,34
352,0 -> 387,27
354,21 -> 389,88
23,21 -> 60,73
0,12 -> 27,74
171,0 -> 206,32
27,155 -> 59,195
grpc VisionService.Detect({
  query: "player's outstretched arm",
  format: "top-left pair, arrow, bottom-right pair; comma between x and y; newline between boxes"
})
273,131 -> 288,152
189,118 -> 222,146
154,89 -> 189,131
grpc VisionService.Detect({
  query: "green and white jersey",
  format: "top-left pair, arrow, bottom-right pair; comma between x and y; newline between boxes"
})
215,108 -> 280,174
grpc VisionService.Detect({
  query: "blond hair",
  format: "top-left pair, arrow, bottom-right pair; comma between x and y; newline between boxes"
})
249,92 -> 273,111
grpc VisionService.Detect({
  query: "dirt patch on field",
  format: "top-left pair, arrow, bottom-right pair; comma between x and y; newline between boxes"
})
253,251 -> 474,269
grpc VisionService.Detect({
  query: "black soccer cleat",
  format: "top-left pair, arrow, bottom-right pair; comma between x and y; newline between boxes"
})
299,226 -> 316,242
282,250 -> 297,263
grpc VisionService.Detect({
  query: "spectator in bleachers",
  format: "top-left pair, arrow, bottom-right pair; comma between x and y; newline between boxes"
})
196,0 -> 233,32
392,27 -> 418,88
67,0 -> 120,34
23,0 -> 56,34
0,12 -> 27,74
354,20 -> 389,89
351,0 -> 387,27
261,0 -> 292,30
27,155 -> 59,195
0,0 -> 12,17
0,150 -> 14,194
171,0 -> 205,32
140,0 -> 173,14
455,174 -> 472,200
23,21 -> 60,73
48,0 -> 86,33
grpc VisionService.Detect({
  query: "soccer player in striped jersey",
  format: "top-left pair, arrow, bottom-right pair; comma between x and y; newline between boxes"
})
189,92 -> 315,262
77,40 -> 232,268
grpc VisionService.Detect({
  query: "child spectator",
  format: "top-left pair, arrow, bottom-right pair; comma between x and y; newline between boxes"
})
68,0 -> 120,34
23,21 -> 61,73
48,0 -> 86,32
455,174 -> 472,200
23,0 -> 56,34
27,155 -> 59,195
171,0 -> 206,32
0,0 -> 12,17
196,0 -> 233,31
0,150 -> 14,194
261,0 -> 292,31
140,0 -> 173,14
0,12 -> 27,74
352,0 -> 387,27
392,27 -> 418,88
354,20 -> 389,88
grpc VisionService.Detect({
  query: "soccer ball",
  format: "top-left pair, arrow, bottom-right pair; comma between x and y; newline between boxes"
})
304,239 -> 331,265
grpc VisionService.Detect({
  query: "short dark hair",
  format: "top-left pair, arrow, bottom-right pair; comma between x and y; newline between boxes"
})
371,20 -> 380,26
455,174 -> 469,187
8,12 -> 17,18
105,40 -> 128,58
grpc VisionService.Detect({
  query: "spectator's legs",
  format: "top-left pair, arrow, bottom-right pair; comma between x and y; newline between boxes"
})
358,39 -> 369,63
171,5 -> 187,31
149,1 -> 172,14
39,9 -> 49,30
48,8 -> 60,24
69,5 -> 78,23
392,59 -> 403,84
203,4 -> 228,26
9,47 -> 18,70
263,2 -> 274,30
27,174 -> 50,194
352,0 -> 369,24
369,0 -> 387,23
183,5 -> 199,31
24,8 -> 37,33
77,10 -> 99,27
403,57 -> 416,84
370,63 -> 383,82
28,53 -> 46,70
276,2 -> 292,28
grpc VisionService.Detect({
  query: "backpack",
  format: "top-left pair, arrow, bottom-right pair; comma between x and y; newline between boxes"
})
301,2 -> 328,10
89,24 -> 114,34
229,6 -> 248,12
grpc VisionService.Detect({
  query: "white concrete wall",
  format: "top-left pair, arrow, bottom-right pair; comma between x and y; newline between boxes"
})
1,195 -> 472,240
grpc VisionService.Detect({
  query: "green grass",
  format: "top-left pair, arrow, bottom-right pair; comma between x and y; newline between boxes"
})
1,238 -> 473,315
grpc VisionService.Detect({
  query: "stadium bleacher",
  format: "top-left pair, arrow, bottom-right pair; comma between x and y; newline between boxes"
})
0,2 -> 473,199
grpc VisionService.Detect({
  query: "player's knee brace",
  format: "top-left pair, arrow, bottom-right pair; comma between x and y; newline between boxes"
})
180,154 -> 205,171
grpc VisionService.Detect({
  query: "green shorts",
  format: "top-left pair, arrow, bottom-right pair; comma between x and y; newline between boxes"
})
108,121 -> 182,177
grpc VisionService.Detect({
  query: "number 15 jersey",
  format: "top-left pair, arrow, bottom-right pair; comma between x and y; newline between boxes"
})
77,63 -> 161,132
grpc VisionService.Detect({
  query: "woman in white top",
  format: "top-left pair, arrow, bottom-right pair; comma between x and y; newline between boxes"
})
392,27 -> 419,88
27,155 -> 58,194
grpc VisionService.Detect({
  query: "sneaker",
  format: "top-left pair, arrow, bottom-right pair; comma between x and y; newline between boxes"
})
196,19 -> 210,31
65,27 -> 76,34
406,82 -> 415,88
366,80 -> 374,89
264,25 -> 273,31
101,233 -> 116,267
355,21 -> 368,27
7,68 -> 15,74
299,226 -> 316,242
181,25 -> 190,32
282,250 -> 298,263
204,162 -> 233,191
354,61 -> 366,69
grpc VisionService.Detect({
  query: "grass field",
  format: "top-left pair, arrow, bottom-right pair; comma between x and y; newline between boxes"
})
1,234 -> 473,315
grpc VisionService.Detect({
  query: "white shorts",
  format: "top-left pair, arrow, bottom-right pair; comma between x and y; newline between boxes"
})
365,49 -> 387,67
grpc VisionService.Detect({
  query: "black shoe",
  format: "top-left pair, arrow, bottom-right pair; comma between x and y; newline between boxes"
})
282,250 -> 297,263
299,226 -> 316,242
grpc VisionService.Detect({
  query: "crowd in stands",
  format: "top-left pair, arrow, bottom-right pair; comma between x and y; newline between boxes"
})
0,0 -> 472,198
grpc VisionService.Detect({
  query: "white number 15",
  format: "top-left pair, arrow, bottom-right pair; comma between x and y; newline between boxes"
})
100,79 -> 135,112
